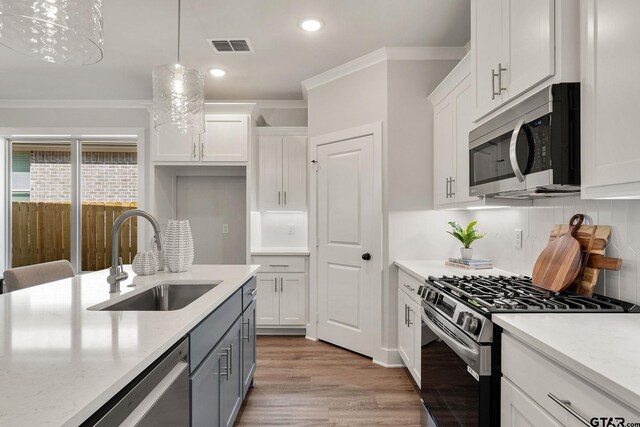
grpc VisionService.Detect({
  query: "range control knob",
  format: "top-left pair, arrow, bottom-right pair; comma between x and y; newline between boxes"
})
462,314 -> 481,335
425,289 -> 437,302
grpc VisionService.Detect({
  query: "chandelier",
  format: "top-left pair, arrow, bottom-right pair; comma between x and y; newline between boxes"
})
0,0 -> 104,65
152,0 -> 205,135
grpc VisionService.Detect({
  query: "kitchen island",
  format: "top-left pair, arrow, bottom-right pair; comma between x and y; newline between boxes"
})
0,264 -> 259,427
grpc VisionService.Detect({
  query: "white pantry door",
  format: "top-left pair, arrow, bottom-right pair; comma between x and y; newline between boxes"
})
317,135 -> 376,357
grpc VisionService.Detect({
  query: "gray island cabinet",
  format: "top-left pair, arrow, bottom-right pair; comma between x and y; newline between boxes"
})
190,277 -> 257,427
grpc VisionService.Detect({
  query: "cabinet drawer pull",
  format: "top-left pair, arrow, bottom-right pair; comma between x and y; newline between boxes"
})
547,393 -> 590,426
404,304 -> 408,326
280,277 -> 283,292
200,140 -> 205,158
247,288 -> 257,296
407,307 -> 413,327
269,264 -> 290,267
274,277 -> 278,292
284,191 -> 287,205
278,191 -> 281,205
193,141 -> 197,159
228,344 -> 233,375
497,63 -> 507,94
491,68 -> 498,100
403,284 -> 415,292
221,347 -> 230,379
450,178 -> 456,197
243,319 -> 251,342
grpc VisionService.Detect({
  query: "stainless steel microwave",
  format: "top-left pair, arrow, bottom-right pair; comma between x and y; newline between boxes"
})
469,83 -> 580,199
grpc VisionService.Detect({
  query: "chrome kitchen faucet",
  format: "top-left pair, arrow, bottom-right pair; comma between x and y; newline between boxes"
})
107,209 -> 163,292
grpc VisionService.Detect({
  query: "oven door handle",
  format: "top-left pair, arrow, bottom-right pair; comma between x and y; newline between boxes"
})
421,310 -> 479,363
509,119 -> 526,183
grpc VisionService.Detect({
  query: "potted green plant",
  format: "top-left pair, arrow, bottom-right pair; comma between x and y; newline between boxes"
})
447,221 -> 486,260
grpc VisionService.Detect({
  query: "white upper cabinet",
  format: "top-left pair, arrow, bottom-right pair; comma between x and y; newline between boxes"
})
472,0 -> 505,117
282,136 -> 308,211
152,114 -> 249,163
258,130 -> 307,211
258,136 -> 283,211
152,128 -> 200,162
471,0 -> 578,123
202,114 -> 249,162
506,0 -> 555,99
430,54 -> 480,209
581,0 -> 640,198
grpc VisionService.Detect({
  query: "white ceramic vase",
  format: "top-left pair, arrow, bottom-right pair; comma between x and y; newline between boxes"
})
132,250 -> 158,276
164,220 -> 194,273
460,247 -> 473,261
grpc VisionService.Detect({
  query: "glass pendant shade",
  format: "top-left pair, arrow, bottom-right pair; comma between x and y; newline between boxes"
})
152,63 -> 205,134
0,0 -> 104,65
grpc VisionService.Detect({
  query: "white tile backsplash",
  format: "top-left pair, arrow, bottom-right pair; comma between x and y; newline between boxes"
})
465,196 -> 640,304
256,211 -> 308,248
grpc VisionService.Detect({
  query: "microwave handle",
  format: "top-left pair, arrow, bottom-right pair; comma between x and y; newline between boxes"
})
509,119 -> 526,183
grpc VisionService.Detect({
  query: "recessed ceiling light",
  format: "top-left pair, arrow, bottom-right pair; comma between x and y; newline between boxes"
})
209,68 -> 227,77
299,18 -> 323,32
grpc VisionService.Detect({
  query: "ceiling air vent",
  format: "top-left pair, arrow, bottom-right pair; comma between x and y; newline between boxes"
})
208,39 -> 253,53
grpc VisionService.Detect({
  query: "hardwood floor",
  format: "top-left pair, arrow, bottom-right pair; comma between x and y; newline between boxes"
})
235,336 -> 421,426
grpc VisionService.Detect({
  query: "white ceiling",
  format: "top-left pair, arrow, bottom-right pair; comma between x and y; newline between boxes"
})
0,0 -> 470,101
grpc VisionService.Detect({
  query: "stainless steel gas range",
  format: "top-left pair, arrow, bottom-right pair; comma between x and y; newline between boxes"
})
417,275 -> 638,427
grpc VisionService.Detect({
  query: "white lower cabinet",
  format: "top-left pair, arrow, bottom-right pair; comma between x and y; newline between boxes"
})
253,255 -> 307,328
397,270 -> 421,387
501,333 -> 640,426
501,377 -> 563,427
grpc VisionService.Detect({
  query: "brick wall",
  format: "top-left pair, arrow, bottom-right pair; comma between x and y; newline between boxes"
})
29,151 -> 138,202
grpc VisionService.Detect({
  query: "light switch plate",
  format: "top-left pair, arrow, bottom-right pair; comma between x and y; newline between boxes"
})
288,224 -> 295,235
222,224 -> 229,234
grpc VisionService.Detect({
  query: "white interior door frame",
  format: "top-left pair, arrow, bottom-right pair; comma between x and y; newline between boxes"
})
307,122 -> 384,362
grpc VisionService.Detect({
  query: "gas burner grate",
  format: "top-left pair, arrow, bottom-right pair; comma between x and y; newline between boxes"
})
425,274 -> 634,314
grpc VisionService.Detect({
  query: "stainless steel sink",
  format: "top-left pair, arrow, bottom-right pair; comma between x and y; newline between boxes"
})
99,283 -> 218,311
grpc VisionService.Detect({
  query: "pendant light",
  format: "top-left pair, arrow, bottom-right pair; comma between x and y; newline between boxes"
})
0,0 -> 104,65
152,0 -> 205,135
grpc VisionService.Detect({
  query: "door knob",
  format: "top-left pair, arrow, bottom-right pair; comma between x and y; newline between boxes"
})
362,253 -> 371,261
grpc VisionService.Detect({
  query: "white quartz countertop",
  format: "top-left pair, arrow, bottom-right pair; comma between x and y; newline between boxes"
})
394,260 -> 515,281
0,264 -> 260,427
494,313 -> 640,412
251,247 -> 310,256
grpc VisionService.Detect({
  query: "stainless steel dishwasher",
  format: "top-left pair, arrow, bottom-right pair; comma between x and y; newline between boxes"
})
85,338 -> 190,427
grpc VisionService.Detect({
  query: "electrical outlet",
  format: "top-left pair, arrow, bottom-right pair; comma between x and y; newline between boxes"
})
514,229 -> 523,249
288,224 -> 295,235
222,224 -> 229,234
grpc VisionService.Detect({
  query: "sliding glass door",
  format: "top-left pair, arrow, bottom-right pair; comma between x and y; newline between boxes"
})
10,141 -> 72,268
6,137 -> 139,272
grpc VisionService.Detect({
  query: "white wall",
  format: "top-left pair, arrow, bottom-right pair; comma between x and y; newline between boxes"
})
385,59 -> 461,351
308,61 -> 389,138
176,175 -> 247,264
259,108 -> 308,127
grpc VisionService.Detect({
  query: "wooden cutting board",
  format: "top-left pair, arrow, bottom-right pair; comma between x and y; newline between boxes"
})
532,214 -> 585,292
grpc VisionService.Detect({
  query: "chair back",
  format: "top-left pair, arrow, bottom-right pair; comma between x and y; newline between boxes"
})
4,260 -> 75,293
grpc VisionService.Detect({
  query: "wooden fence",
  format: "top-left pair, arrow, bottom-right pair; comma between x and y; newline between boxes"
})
11,201 -> 138,271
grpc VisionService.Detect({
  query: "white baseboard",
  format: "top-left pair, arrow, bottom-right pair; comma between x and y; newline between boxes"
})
304,335 -> 318,342
373,347 -> 404,368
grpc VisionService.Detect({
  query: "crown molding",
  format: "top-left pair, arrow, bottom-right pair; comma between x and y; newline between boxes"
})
0,99 -> 150,109
214,100 -> 307,109
301,46 -> 467,99
427,52 -> 470,105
